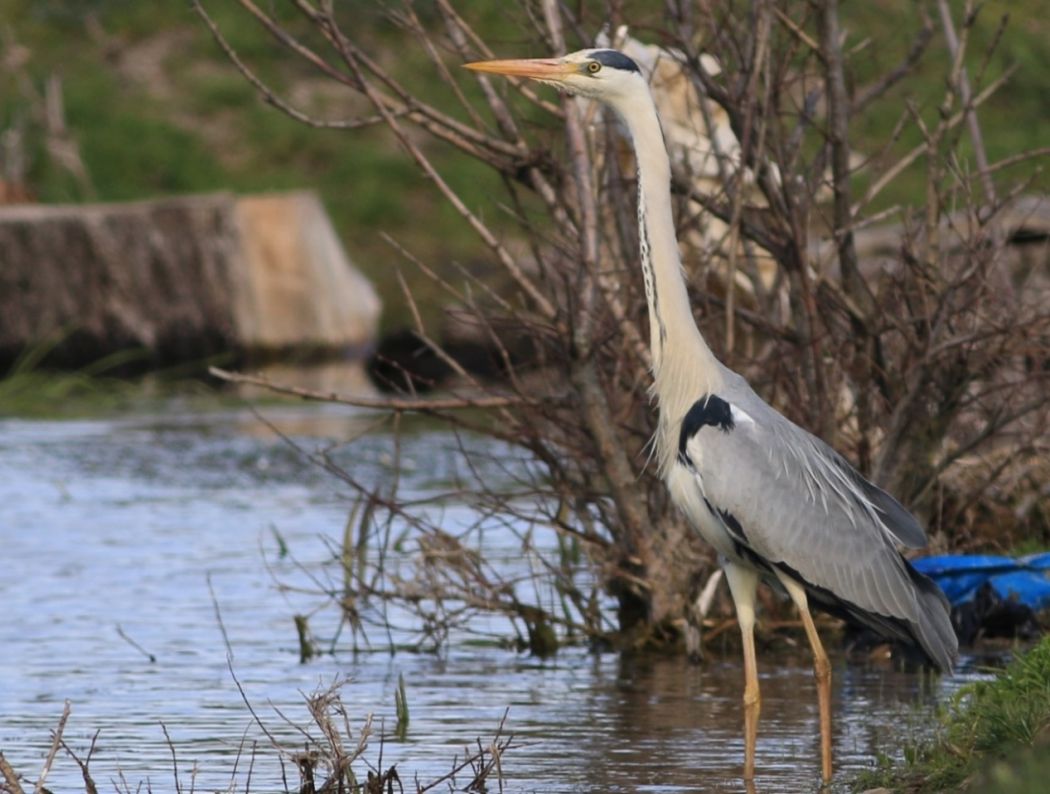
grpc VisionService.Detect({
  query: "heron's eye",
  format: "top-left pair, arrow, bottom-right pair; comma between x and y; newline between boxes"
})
587,61 -> 601,74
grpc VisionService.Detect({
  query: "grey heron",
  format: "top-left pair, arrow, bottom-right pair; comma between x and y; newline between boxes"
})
465,48 -> 957,784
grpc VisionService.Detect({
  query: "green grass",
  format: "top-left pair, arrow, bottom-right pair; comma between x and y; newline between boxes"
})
853,637 -> 1050,792
0,332 -> 240,418
0,368 -> 135,417
0,335 -> 146,417
967,739 -> 1050,794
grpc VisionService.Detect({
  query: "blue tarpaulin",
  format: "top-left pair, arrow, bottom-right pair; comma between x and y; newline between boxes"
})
912,554 -> 1050,611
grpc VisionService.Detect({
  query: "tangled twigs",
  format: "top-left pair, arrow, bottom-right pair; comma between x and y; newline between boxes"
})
416,709 -> 513,793
57,733 -> 99,794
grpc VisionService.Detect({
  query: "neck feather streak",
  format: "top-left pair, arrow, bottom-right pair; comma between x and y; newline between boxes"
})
611,89 -> 723,433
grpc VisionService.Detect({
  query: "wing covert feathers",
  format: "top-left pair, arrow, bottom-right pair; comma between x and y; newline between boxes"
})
676,385 -> 958,671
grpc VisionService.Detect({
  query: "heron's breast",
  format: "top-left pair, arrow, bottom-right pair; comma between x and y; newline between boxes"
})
666,461 -> 739,558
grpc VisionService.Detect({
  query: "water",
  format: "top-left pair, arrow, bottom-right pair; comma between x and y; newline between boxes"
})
0,397 -> 975,792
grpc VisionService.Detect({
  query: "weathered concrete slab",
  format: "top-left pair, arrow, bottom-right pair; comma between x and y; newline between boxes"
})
0,190 -> 380,367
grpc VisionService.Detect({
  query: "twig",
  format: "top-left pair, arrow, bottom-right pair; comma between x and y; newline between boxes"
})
724,1 -> 772,353
58,731 -> 100,794
34,700 -> 71,794
981,146 -> 1050,176
937,0 -> 995,205
192,1 -> 400,130
226,655 -> 291,755
771,5 -> 822,62
160,723 -> 182,794
852,14 -> 934,112
328,34 -> 561,319
0,751 -> 26,794
851,65 -> 1016,215
243,739 -> 257,794
208,366 -> 542,411
416,710 -> 513,793
216,0 -> 525,166
540,0 -> 599,352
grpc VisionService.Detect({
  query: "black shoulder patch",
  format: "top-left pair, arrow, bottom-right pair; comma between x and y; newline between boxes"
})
678,394 -> 734,463
591,49 -> 641,73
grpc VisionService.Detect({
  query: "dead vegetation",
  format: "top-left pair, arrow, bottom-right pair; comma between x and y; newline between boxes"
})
0,674 -> 515,794
198,0 -> 1050,655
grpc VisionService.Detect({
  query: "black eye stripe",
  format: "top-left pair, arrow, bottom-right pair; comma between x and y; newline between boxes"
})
590,49 -> 640,73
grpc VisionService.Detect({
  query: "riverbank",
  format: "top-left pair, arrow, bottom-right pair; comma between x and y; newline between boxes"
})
855,636 -> 1050,792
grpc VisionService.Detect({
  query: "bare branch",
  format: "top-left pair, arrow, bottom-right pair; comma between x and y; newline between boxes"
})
192,1 -> 398,130
851,12 -> 934,113
34,700 -> 70,794
0,751 -> 26,794
209,367 -> 544,411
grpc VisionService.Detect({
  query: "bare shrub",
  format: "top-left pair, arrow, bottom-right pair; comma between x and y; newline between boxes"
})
198,0 -> 1050,653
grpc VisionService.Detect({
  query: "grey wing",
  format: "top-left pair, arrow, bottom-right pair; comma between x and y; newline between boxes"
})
681,381 -> 957,671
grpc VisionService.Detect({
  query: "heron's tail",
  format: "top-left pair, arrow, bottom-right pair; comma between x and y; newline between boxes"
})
906,562 -> 958,674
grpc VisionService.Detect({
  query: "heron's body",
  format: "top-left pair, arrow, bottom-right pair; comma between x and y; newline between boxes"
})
465,46 -> 957,784
666,374 -> 956,671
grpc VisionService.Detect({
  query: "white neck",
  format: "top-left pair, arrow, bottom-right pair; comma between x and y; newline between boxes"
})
608,84 -> 724,463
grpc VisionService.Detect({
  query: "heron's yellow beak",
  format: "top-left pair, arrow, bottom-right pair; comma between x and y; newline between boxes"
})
463,58 -> 576,82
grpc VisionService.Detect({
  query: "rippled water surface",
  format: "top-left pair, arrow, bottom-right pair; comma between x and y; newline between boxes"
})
1,398 -> 976,792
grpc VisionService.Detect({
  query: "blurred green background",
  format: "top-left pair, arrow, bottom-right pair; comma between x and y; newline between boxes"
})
1,1 -> 1046,330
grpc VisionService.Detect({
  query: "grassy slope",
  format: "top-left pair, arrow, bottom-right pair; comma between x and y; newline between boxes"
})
2,1 -> 1047,332
853,637 -> 1050,792
2,1 -> 518,331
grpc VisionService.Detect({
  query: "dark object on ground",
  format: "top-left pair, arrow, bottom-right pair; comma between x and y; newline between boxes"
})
952,582 -> 1043,645
368,329 -> 498,392
369,329 -> 453,392
842,623 -> 947,670
368,327 -> 534,392
844,554 -> 1050,659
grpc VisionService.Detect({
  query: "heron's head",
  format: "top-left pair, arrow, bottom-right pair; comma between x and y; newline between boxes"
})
464,48 -> 643,103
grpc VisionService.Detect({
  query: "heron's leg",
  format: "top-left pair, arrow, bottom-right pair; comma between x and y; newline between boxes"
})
724,562 -> 761,781
776,573 -> 833,784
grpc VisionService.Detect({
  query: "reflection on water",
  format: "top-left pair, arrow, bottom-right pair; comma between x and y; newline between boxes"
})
0,401 -> 973,792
